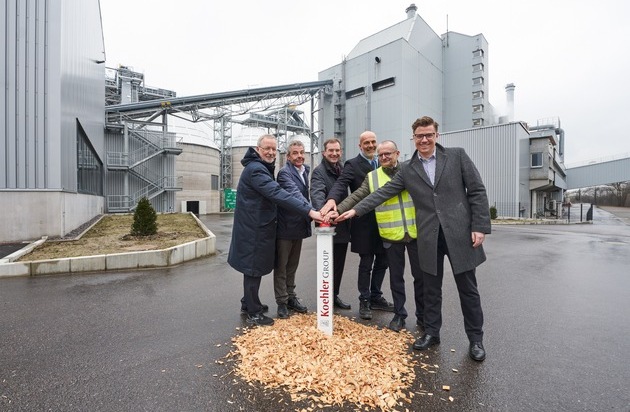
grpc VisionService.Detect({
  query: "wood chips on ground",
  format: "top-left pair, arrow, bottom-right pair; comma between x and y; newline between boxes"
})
228,313 -> 430,411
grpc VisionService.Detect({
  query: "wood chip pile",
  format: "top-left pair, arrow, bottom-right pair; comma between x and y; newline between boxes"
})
228,313 -> 423,410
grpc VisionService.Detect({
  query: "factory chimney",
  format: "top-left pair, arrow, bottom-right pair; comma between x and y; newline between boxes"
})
505,83 -> 516,121
406,4 -> 417,19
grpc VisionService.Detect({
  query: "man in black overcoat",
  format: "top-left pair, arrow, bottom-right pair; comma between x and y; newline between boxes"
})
320,131 -> 393,320
310,138 -> 352,310
228,135 -> 323,326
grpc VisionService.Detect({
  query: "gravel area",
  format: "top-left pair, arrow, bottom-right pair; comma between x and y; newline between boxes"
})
48,215 -> 104,241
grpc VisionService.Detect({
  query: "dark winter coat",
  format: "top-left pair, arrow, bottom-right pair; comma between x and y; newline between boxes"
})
327,154 -> 383,254
276,161 -> 312,240
227,147 -> 312,277
310,159 -> 351,244
353,144 -> 491,275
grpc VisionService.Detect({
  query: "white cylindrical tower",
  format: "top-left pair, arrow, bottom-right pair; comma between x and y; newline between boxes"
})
505,83 -> 516,121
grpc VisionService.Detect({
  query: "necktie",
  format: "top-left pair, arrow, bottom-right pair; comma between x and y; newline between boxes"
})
371,159 -> 378,170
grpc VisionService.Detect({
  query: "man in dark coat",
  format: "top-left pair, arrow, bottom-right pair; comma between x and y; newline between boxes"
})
310,138 -> 352,310
320,131 -> 393,320
273,140 -> 312,319
336,116 -> 491,361
228,135 -> 323,326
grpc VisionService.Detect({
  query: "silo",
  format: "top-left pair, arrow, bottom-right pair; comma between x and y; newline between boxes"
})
173,125 -> 221,214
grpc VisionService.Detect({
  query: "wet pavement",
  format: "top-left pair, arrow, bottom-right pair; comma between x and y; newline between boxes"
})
1,208 -> 630,411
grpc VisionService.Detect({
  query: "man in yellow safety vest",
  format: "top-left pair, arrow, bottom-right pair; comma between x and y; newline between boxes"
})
333,140 -> 423,332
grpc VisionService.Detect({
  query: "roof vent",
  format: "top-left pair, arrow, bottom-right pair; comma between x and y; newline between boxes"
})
405,3 -> 417,19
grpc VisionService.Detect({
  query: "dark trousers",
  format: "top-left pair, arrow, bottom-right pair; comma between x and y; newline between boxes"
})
242,275 -> 263,315
422,228 -> 484,342
333,242 -> 349,297
273,238 -> 303,304
385,240 -> 424,320
358,250 -> 388,301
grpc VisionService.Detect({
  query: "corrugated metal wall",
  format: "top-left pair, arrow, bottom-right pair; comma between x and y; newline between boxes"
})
1,0 -> 104,191
1,0 -> 50,188
567,158 -> 630,189
440,122 -> 530,217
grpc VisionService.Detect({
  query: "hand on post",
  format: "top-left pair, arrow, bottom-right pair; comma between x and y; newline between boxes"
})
323,210 -> 339,223
319,199 -> 337,216
334,209 -> 357,223
309,209 -> 325,223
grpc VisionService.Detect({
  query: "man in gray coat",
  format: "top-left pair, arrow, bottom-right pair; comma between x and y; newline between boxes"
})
228,135 -> 323,327
336,116 -> 491,361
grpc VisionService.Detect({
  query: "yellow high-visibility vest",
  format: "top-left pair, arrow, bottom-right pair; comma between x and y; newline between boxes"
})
368,167 -> 417,241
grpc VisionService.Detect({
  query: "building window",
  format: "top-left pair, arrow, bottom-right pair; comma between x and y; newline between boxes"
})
472,77 -> 484,86
473,49 -> 484,58
472,90 -> 484,99
473,104 -> 484,113
531,152 -> 543,168
472,63 -> 484,72
345,87 -> 365,99
77,120 -> 103,196
473,118 -> 484,126
372,77 -> 395,91
211,174 -> 219,190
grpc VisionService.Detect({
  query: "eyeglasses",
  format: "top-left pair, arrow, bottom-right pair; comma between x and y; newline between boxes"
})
257,146 -> 277,152
377,152 -> 395,158
413,133 -> 436,140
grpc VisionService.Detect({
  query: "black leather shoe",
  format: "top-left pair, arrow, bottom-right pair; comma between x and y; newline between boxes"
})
334,296 -> 351,310
287,297 -> 307,313
359,299 -> 372,320
412,334 -> 440,350
246,313 -> 274,326
277,304 -> 289,319
469,341 -> 486,362
370,296 -> 394,312
388,315 -> 406,332
241,304 -> 269,314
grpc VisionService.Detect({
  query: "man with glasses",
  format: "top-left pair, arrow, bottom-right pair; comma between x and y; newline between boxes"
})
228,135 -> 323,326
335,117 -> 491,362
320,131 -> 393,320
332,140 -> 424,333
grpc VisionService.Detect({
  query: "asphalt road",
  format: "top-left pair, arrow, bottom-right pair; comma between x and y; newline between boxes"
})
1,207 -> 629,411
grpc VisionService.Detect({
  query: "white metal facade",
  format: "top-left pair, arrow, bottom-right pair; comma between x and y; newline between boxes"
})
1,0 -> 105,242
318,12 -> 494,162
439,122 -> 531,218
567,158 -> 630,189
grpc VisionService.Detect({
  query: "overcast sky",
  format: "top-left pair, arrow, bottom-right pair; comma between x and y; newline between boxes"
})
100,0 -> 630,164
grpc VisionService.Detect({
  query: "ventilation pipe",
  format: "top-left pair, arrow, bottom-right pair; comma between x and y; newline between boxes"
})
505,83 -> 515,122
406,4 -> 417,19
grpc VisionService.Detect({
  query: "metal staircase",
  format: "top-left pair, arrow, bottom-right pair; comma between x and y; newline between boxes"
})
106,121 -> 182,212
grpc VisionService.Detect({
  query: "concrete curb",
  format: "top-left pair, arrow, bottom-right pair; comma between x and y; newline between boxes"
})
0,213 -> 216,278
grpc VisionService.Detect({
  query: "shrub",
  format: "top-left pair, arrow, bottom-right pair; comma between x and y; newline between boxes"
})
489,206 -> 498,220
131,197 -> 158,236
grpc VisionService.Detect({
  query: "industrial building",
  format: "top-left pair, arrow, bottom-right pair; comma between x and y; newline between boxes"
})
318,4 -> 568,219
1,0 -> 106,242
2,2 -> 627,243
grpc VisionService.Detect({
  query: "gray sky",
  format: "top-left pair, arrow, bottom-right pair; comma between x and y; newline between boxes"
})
100,0 -> 630,164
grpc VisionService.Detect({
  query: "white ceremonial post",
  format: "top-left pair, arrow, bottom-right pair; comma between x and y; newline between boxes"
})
315,222 -> 335,336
